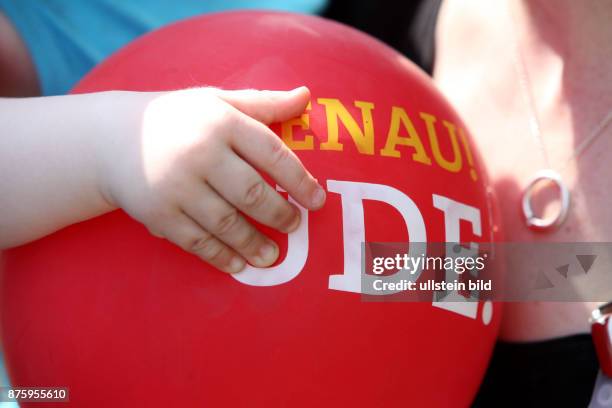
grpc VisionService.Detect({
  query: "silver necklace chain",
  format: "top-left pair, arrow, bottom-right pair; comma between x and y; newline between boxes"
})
513,39 -> 612,172
507,2 -> 612,231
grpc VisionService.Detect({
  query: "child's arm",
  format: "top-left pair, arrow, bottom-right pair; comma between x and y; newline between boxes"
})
0,86 -> 325,273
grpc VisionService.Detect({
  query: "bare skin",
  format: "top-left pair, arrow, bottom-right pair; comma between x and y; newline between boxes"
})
0,12 -> 326,274
0,11 -> 39,96
435,0 -> 612,340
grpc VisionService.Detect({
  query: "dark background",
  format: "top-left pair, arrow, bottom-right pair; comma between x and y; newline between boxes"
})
323,0 -> 441,75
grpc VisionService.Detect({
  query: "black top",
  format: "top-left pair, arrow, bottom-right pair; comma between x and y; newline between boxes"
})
473,334 -> 598,407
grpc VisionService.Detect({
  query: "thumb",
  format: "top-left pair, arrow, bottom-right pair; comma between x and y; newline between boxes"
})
215,86 -> 311,124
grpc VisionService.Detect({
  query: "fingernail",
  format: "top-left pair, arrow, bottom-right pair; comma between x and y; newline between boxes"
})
285,208 -> 301,232
255,242 -> 278,266
311,185 -> 326,208
228,257 -> 245,273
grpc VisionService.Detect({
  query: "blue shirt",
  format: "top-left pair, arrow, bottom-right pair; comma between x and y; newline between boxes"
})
0,0 -> 327,95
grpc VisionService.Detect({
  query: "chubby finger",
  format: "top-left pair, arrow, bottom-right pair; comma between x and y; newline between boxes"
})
215,86 -> 311,125
160,213 -> 245,273
230,115 -> 326,211
181,183 -> 280,267
205,151 -> 301,234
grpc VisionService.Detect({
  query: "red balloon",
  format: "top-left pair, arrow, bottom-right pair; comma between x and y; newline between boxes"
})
1,11 -> 502,407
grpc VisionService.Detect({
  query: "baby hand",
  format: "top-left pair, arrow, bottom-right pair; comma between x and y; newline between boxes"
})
96,86 -> 325,273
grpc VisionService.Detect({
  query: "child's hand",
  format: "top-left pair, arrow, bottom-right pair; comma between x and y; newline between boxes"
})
96,86 -> 325,273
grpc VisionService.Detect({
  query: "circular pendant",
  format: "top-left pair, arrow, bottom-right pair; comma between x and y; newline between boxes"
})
521,169 -> 570,231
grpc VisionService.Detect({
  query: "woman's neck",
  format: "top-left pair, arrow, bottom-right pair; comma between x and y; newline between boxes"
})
512,0 -> 612,83
507,0 -> 612,140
